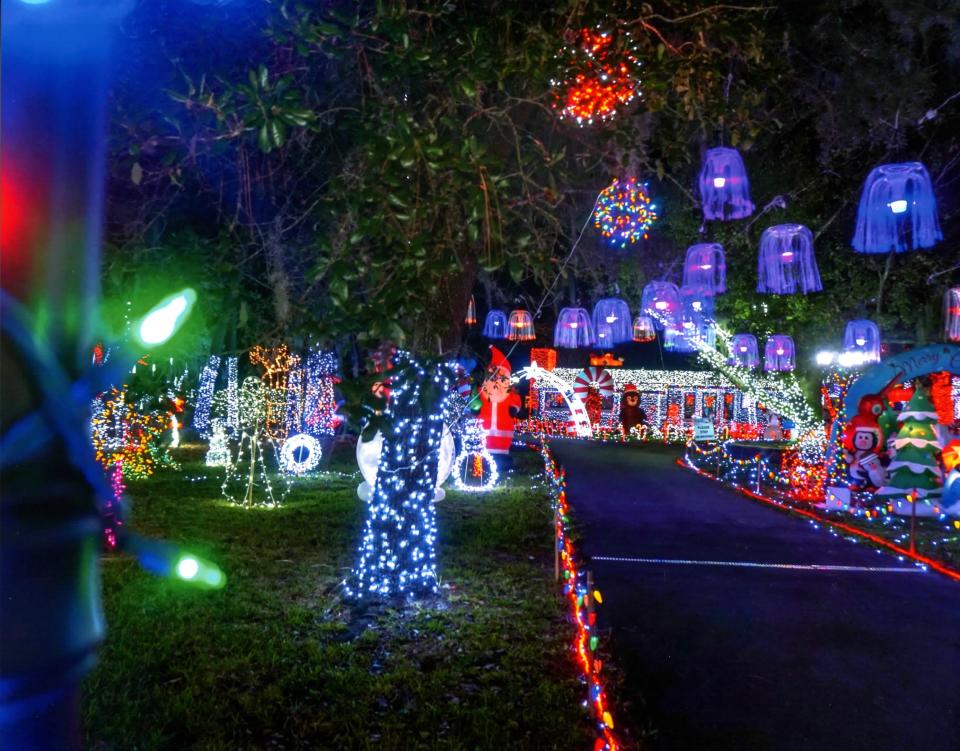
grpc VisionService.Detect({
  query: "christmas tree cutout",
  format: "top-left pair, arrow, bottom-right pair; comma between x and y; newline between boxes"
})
878,388 -> 942,500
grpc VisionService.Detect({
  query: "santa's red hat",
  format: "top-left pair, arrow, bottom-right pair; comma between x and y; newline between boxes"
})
488,346 -> 511,375
623,383 -> 639,395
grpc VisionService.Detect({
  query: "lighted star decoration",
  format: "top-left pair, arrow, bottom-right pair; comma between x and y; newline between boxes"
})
550,25 -> 642,126
593,177 -> 658,247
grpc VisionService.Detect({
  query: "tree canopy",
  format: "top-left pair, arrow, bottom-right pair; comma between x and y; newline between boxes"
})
103,0 -> 960,375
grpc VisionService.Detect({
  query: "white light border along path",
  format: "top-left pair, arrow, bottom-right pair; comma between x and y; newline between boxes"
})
591,555 -> 927,574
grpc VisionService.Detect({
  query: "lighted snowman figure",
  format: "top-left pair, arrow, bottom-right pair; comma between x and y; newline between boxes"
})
356,425 -> 455,502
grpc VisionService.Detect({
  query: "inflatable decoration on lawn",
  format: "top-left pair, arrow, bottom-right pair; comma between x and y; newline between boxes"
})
841,393 -> 889,491
619,383 -> 647,437
477,346 -> 523,468
878,388 -> 943,514
356,427 -> 454,502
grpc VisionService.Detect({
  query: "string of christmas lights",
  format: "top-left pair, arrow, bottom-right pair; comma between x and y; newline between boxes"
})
346,354 -> 455,601
550,24 -> 642,126
226,356 -> 239,432
453,418 -> 499,492
593,177 -> 658,247
681,446 -> 960,582
193,354 -> 220,438
540,441 -> 621,751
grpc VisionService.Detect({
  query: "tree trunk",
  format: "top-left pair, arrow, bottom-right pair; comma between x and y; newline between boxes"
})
348,355 -> 451,602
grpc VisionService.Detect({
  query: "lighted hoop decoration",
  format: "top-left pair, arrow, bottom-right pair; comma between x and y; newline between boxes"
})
280,433 -> 322,476
551,25 -> 642,126
593,177 -> 658,247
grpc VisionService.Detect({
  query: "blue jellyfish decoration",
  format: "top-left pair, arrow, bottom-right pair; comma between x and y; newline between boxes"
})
554,307 -> 595,348
483,309 -> 508,339
591,298 -> 632,345
698,147 -> 755,221
852,162 -> 942,253
682,243 -> 726,294
757,224 -> 822,294
843,320 -> 881,364
730,334 -> 760,369
671,286 -> 716,352
764,335 -> 796,372
641,281 -> 681,328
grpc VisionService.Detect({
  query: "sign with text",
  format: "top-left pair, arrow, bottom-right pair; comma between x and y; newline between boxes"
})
693,417 -> 716,442
844,344 -> 960,417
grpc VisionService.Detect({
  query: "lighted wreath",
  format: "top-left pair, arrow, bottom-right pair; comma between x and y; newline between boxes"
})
550,25 -> 643,126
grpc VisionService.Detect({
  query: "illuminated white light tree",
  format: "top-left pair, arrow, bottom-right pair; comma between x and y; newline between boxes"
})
205,419 -> 231,467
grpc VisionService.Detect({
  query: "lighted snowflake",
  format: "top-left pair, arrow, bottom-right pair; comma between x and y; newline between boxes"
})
593,177 -> 658,247
550,25 -> 642,126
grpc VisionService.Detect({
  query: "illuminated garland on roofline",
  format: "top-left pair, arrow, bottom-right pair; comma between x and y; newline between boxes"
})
651,313 -> 825,460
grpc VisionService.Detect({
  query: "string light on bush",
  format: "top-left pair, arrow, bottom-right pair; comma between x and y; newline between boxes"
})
91,387 -> 167,480
346,353 -> 455,601
303,349 -> 340,437
193,355 -> 220,438
550,24 -> 642,126
453,418 -> 499,492
279,432 -> 322,476
593,177 -> 658,247
226,356 -> 239,432
540,443 -> 622,751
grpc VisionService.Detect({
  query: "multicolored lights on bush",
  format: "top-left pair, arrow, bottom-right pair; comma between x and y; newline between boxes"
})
540,442 -> 621,751
551,25 -> 642,126
593,177 -> 658,247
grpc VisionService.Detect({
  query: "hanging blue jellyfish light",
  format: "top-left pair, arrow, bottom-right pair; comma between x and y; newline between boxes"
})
843,319 -> 882,364
757,224 -> 822,294
595,321 -> 615,347
851,162 -> 942,253
672,285 -> 715,352
591,298 -> 632,344
730,333 -> 760,369
682,243 -> 726,294
640,281 -> 681,329
698,147 -> 755,221
482,309 -> 508,339
554,307 -> 595,348
764,335 -> 796,372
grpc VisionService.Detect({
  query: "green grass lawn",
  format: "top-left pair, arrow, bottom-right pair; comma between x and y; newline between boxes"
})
82,444 -> 596,751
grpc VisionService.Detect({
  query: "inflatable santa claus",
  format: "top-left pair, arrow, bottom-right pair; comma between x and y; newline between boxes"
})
478,346 -> 522,469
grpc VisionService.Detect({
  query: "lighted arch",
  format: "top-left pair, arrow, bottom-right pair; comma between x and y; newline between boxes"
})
514,364 -> 593,438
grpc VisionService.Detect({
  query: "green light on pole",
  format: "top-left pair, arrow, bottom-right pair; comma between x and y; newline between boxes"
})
136,288 -> 197,346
